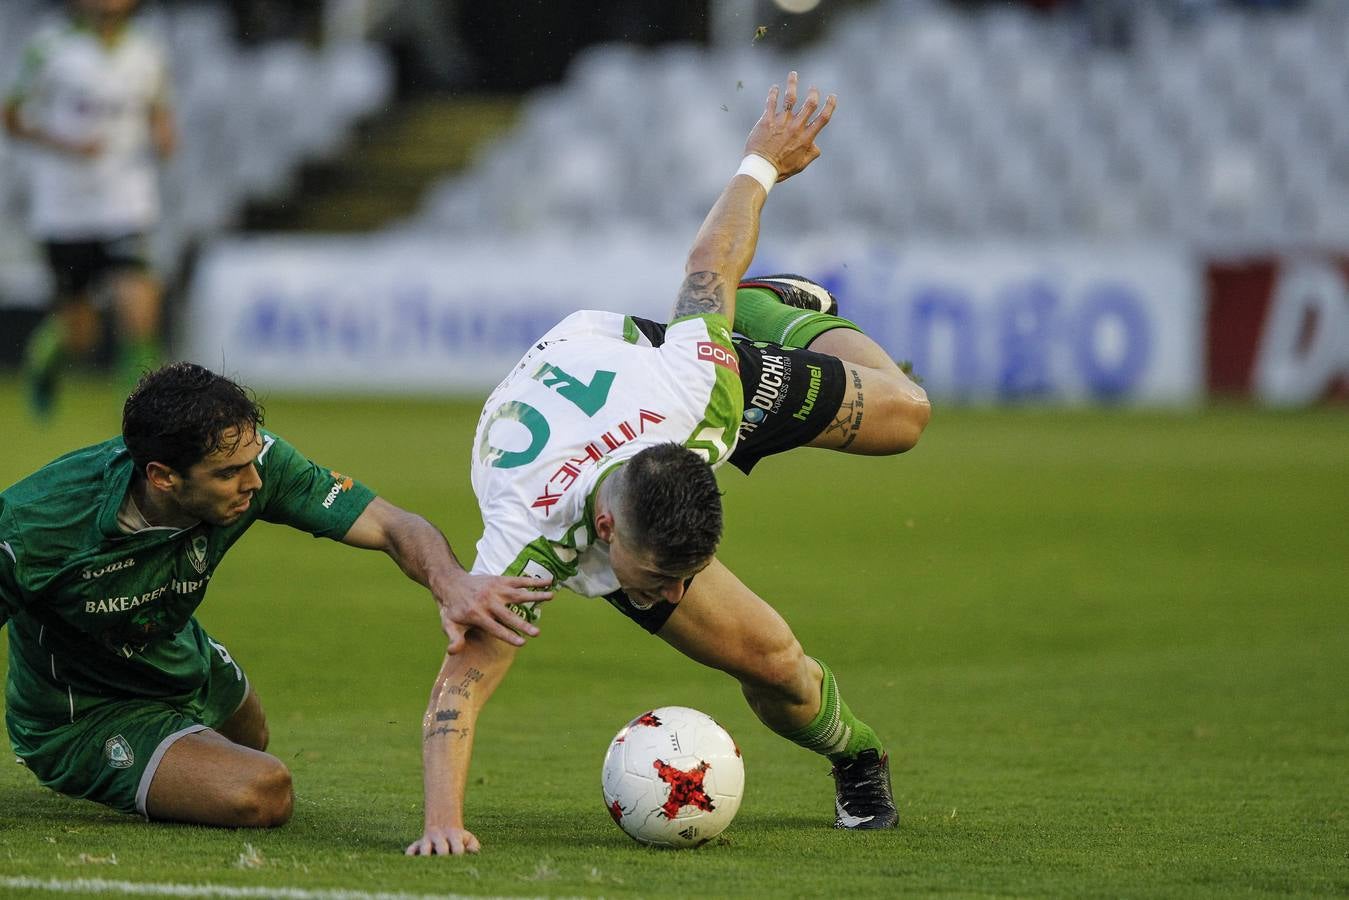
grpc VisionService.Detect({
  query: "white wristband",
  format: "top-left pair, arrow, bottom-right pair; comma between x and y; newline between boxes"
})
736,153 -> 778,194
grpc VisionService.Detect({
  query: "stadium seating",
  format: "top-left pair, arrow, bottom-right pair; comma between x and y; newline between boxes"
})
408,0 -> 1349,250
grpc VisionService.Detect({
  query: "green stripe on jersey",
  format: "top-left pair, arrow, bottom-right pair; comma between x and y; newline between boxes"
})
682,315 -> 742,465
622,316 -> 641,344
499,512 -> 594,623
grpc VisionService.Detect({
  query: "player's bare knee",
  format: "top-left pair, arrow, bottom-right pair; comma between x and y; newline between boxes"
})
876,376 -> 931,453
235,758 -> 293,827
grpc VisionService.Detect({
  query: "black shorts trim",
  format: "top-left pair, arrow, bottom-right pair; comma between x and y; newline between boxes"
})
603,575 -> 694,634
729,341 -> 846,474
626,316 -> 847,475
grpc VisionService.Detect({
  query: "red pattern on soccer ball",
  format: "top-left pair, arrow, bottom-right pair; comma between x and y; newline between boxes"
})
652,759 -> 715,819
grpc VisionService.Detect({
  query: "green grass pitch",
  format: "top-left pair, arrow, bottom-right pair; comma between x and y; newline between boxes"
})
1,379 -> 1345,898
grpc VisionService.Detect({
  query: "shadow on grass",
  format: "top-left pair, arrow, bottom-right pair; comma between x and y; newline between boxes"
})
0,784 -> 126,829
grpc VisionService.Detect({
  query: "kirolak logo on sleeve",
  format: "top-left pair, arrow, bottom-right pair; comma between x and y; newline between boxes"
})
696,342 -> 739,374
322,471 -> 354,509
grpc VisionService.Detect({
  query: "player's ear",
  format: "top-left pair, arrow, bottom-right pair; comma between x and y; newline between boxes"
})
595,509 -> 616,543
144,461 -> 179,492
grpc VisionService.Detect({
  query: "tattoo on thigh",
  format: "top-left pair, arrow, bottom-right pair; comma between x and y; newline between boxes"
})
824,368 -> 866,449
673,271 -> 726,318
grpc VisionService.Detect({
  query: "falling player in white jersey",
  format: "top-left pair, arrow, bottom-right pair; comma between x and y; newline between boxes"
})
408,72 -> 931,855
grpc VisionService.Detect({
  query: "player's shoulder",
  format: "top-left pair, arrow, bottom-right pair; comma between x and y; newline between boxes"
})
539,309 -> 632,344
252,430 -> 286,467
0,438 -> 127,559
666,311 -> 733,342
536,310 -> 731,358
247,430 -> 309,499
3,438 -> 125,506
506,310 -> 651,380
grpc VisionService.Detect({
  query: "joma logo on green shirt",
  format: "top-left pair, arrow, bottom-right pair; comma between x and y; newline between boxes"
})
81,558 -> 136,580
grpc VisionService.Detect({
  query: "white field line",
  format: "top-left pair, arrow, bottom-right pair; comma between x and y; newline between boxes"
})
0,876 -> 563,900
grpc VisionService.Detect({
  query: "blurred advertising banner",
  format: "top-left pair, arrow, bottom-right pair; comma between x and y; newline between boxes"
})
1206,258 -> 1349,406
186,233 -> 684,394
751,236 -> 1202,406
187,233 -> 1202,405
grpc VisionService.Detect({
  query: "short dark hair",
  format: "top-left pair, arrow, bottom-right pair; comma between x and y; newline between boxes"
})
619,443 -> 723,572
122,362 -> 264,474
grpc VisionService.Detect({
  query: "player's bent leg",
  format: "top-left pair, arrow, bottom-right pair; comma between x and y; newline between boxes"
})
733,273 -> 931,456
145,728 -> 293,827
656,558 -> 822,733
806,324 -> 905,374
215,686 -> 270,751
657,560 -> 898,829
804,356 -> 931,455
727,326 -> 929,473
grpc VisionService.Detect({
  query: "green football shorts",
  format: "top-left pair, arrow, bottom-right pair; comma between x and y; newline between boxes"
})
6,636 -> 250,817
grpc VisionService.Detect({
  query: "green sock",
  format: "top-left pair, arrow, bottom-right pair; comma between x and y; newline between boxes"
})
781,657 -> 885,763
24,316 -> 64,375
118,336 -> 161,390
23,316 -> 67,419
733,287 -> 863,348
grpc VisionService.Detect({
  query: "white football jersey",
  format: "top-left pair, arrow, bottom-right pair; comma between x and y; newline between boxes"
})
9,20 -> 170,238
470,311 -> 743,605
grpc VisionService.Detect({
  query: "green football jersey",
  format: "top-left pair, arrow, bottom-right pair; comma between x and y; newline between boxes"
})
0,431 -> 375,723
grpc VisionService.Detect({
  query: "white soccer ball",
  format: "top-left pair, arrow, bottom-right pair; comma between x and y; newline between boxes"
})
601,706 -> 745,848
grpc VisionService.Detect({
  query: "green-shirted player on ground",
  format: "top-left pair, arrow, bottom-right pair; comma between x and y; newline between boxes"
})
408,72 -> 932,856
0,364 -> 555,826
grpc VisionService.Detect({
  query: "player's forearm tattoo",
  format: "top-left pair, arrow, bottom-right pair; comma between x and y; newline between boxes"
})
825,368 -> 865,450
673,271 -> 727,318
424,705 -> 470,742
424,724 -> 470,742
423,667 -> 484,742
447,668 -> 483,699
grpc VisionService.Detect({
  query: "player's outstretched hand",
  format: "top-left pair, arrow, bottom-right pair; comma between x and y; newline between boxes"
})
406,825 -> 481,856
436,572 -> 554,652
744,71 -> 837,182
